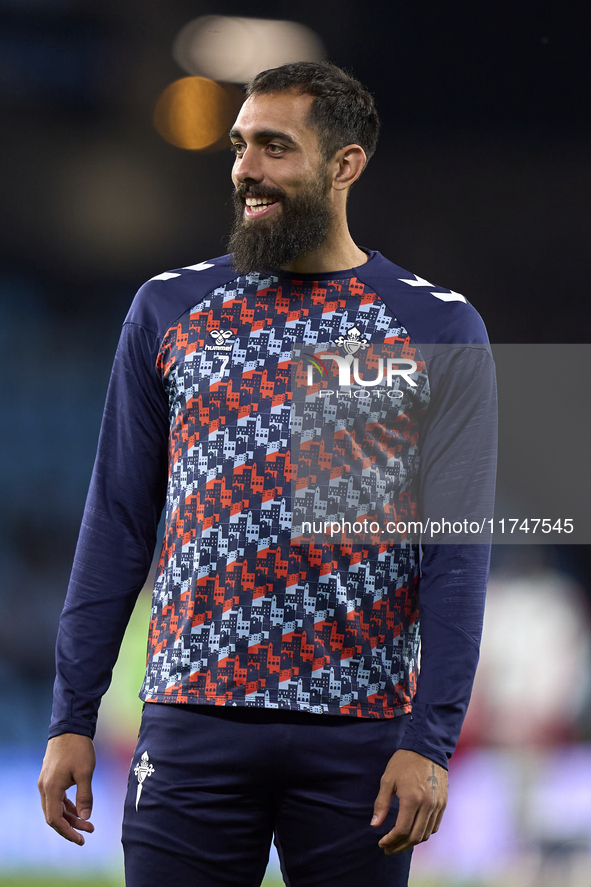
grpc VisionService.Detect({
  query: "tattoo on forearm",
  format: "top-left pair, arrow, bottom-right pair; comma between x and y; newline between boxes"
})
427,765 -> 439,798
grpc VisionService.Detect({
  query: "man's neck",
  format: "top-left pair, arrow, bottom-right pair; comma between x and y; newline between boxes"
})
280,226 -> 369,275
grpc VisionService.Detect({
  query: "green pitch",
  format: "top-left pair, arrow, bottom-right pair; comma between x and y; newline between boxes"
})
0,879 -> 285,887
0,877 -> 488,887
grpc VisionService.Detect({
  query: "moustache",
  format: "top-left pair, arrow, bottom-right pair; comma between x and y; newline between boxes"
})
233,184 -> 287,202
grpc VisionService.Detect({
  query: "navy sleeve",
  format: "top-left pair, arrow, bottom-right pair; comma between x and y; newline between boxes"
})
49,321 -> 169,739
397,345 -> 498,768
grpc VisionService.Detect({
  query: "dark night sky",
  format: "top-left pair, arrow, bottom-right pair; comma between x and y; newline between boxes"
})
2,0 -> 590,340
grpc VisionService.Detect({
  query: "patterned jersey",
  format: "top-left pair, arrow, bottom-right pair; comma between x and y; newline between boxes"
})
50,250 -> 497,769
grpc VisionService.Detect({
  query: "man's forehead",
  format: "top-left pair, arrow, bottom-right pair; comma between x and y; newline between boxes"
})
232,91 -> 316,142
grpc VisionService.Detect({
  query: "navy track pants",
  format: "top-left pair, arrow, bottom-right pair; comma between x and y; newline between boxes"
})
122,702 -> 413,887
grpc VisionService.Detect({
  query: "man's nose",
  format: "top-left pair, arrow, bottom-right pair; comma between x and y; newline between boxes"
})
233,147 -> 264,185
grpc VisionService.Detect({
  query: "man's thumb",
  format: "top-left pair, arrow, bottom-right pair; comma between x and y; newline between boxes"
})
76,778 -> 93,820
371,784 -> 391,827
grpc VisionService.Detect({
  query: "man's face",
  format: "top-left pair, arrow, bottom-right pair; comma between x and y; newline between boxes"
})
228,91 -> 333,273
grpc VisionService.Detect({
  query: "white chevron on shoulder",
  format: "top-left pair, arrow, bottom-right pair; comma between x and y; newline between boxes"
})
149,271 -> 181,281
398,274 -> 434,287
399,273 -> 466,303
182,261 -> 216,271
430,290 -> 466,303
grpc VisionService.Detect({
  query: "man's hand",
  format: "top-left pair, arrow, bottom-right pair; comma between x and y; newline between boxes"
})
371,748 -> 448,854
38,733 -> 96,846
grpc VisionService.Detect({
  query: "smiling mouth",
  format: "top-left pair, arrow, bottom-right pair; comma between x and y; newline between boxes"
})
244,196 -> 279,213
242,194 -> 282,221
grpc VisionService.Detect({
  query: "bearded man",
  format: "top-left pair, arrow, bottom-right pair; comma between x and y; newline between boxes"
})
39,62 -> 497,887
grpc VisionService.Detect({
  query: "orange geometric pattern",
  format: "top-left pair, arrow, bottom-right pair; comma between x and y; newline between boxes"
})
141,273 -> 427,718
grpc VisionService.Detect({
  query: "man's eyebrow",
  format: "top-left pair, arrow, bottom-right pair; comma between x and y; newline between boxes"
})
228,128 -> 297,146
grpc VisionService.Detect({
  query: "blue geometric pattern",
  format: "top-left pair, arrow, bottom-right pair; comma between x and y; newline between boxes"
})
140,272 -> 428,717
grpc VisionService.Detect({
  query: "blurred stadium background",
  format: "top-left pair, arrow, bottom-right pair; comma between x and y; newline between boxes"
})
1,1 -> 590,885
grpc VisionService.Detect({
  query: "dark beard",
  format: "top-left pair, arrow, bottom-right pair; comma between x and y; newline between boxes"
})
228,178 -> 333,274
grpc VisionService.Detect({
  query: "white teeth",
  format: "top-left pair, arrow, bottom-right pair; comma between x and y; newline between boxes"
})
245,197 -> 276,207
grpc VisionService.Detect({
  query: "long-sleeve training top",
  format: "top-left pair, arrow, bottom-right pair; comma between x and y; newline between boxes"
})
50,249 -> 497,770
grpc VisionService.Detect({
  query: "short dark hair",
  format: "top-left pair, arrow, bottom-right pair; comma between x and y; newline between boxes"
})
245,61 -> 380,167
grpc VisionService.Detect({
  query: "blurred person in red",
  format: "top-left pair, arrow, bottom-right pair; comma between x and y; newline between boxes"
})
38,61 -> 496,887
462,555 -> 591,749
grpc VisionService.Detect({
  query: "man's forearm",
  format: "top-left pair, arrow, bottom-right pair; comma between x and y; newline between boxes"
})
50,321 -> 169,738
398,543 -> 491,767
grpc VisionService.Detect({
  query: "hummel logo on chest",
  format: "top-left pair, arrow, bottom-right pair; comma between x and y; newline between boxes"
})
206,329 -> 235,351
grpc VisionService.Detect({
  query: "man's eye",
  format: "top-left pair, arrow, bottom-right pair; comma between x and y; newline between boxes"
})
267,144 -> 284,154
230,143 -> 245,156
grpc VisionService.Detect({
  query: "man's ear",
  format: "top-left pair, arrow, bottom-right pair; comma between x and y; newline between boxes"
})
331,144 -> 367,191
